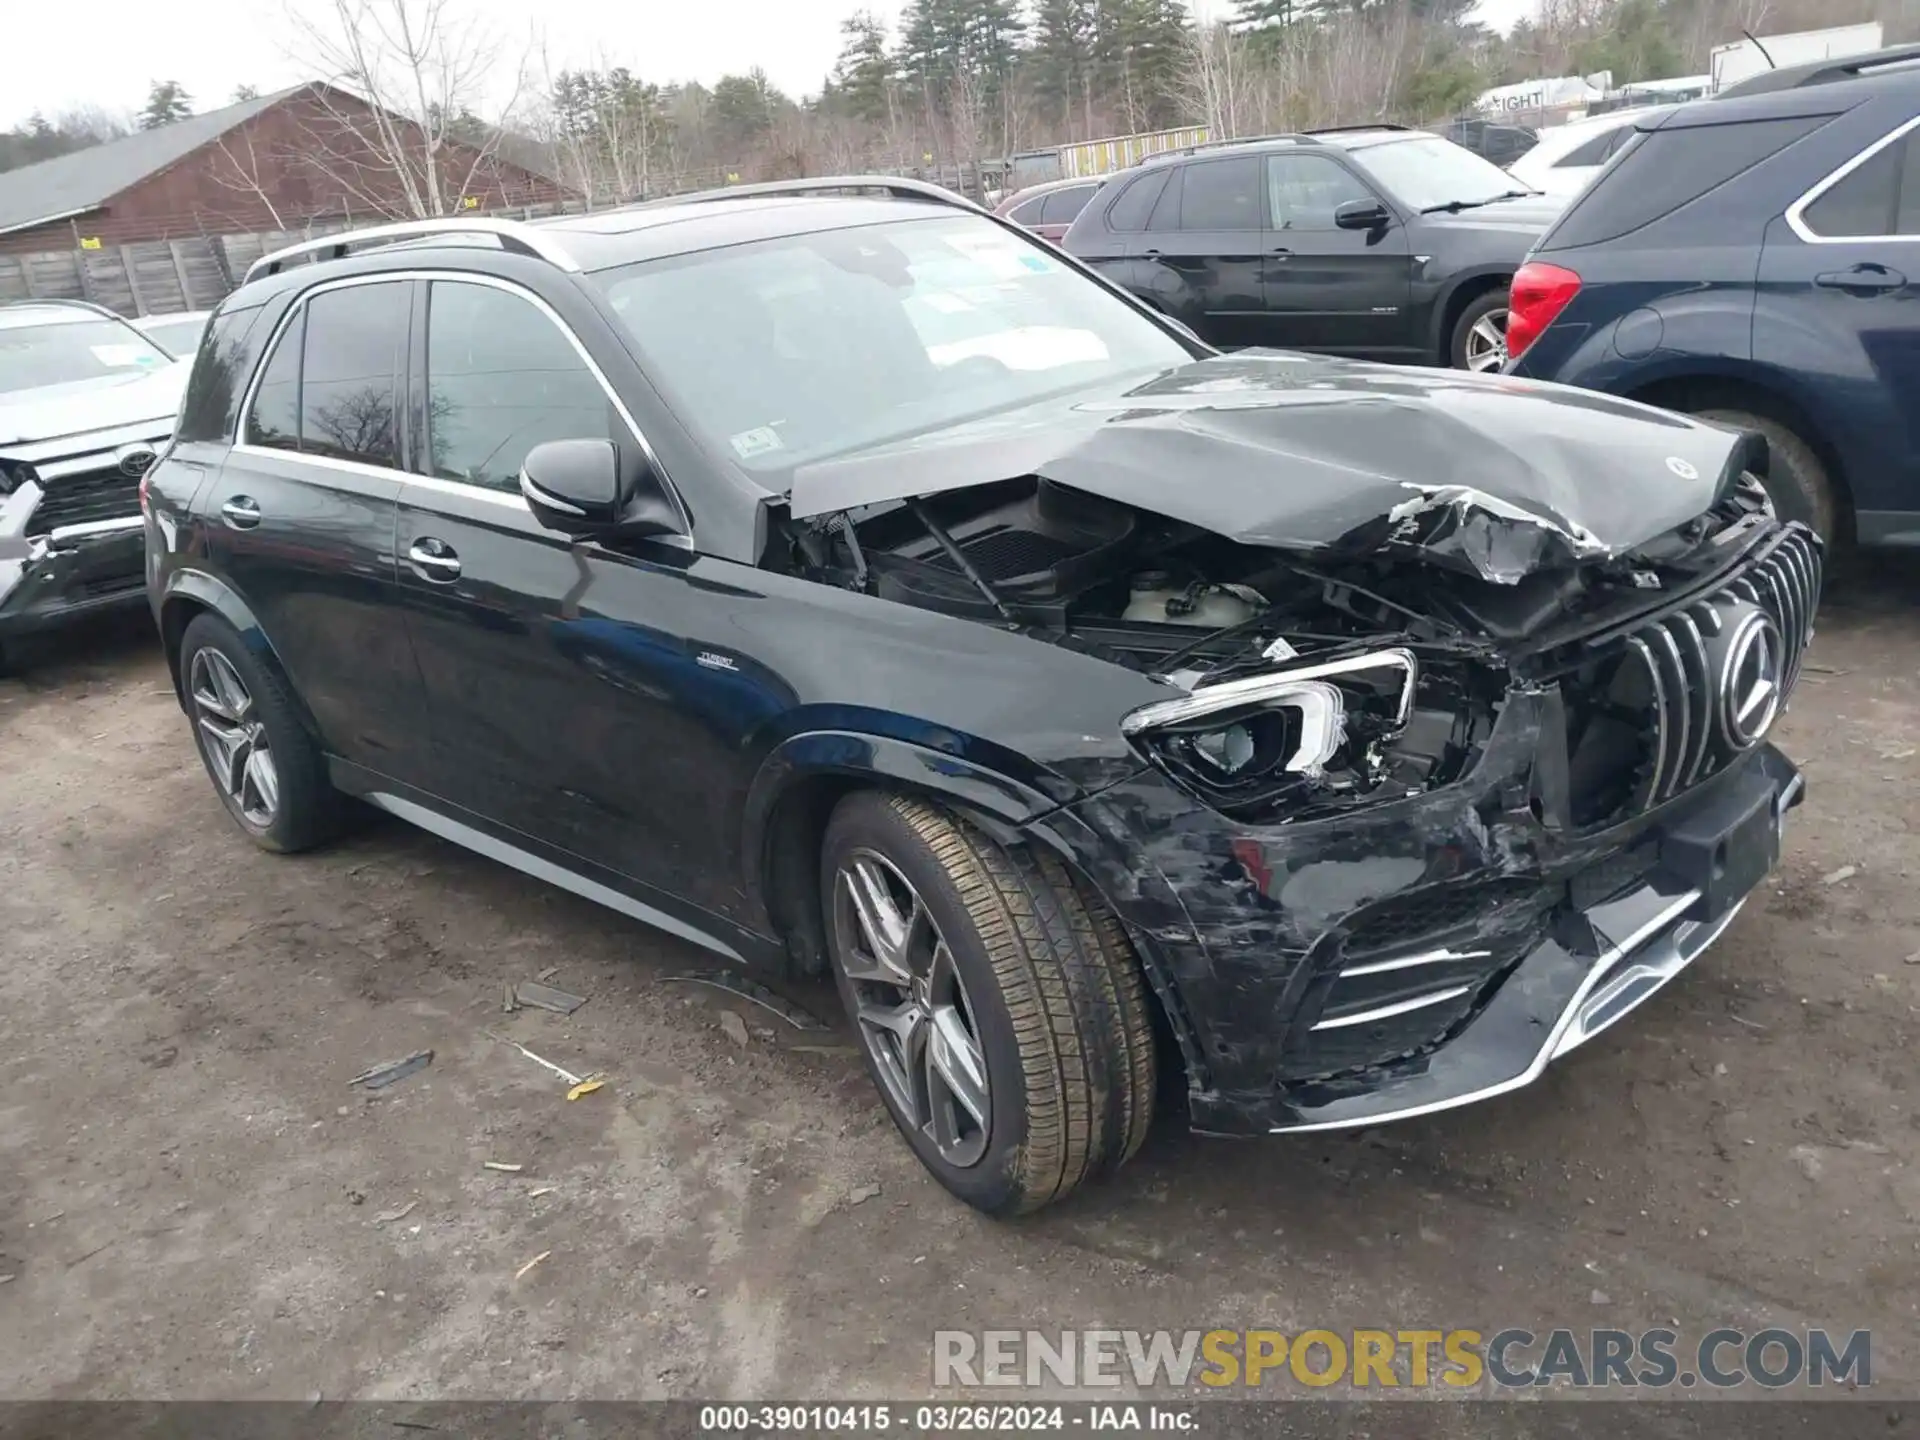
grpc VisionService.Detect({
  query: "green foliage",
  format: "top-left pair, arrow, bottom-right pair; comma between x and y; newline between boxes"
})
139,80 -> 193,131
1570,0 -> 1683,83
833,11 -> 897,124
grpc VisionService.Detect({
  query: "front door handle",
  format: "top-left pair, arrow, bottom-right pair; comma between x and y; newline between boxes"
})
407,537 -> 462,583
1814,264 -> 1907,293
220,496 -> 261,529
1269,247 -> 1292,260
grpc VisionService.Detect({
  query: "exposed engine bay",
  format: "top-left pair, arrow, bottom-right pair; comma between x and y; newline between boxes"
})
781,471 -> 1791,827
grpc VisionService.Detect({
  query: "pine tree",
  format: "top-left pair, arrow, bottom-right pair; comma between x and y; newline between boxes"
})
1029,0 -> 1098,136
834,12 -> 896,126
139,80 -> 193,130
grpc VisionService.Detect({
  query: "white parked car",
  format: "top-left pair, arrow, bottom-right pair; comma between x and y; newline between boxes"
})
1506,106 -> 1674,198
131,310 -> 212,360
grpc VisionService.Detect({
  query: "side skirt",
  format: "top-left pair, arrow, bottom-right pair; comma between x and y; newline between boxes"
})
328,759 -> 778,968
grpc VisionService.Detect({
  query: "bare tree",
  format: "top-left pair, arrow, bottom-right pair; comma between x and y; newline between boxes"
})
1181,21 -> 1254,140
286,0 -> 530,220
207,128 -> 289,230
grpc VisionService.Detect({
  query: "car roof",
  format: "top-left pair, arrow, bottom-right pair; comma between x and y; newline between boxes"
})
1523,106 -> 1673,160
0,300 -> 116,331
1714,42 -> 1920,99
533,194 -> 967,268
1000,176 -> 1100,208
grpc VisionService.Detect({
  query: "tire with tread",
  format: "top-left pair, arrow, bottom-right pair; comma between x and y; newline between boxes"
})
178,612 -> 350,853
822,791 -> 1157,1214
1695,407 -> 1839,547
1448,288 -> 1509,370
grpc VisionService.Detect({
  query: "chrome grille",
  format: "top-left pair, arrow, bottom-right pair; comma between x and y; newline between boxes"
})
1623,528 -> 1820,807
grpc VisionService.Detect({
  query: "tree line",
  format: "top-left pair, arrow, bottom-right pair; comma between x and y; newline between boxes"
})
1,0 -> 1905,200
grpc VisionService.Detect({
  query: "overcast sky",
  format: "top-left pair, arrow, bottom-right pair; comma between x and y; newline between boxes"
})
5,0 -> 1536,131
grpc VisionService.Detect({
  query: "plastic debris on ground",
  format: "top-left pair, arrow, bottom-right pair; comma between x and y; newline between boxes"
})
515,981 -> 588,1015
348,1050 -> 433,1090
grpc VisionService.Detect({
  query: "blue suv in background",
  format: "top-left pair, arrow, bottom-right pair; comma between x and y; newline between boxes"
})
1505,47 -> 1920,553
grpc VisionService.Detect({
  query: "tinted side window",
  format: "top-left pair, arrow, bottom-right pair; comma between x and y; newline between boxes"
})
1106,170 -> 1168,231
1009,196 -> 1046,223
244,308 -> 302,451
1146,168 -> 1184,230
1557,130 -> 1619,167
425,281 -> 617,492
1265,155 -> 1375,230
1041,185 -> 1096,224
300,284 -> 405,468
177,303 -> 263,443
1179,157 -> 1263,230
1802,130 -> 1920,238
1542,115 -> 1829,251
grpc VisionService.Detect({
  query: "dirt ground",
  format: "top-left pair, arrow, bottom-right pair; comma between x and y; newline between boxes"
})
1,561 -> 1917,1406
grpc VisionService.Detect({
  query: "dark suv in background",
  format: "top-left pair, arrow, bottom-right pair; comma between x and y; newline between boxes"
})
1505,46 -> 1920,551
1062,127 -> 1562,369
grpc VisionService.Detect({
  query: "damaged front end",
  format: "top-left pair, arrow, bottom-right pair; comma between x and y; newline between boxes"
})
0,446 -> 156,647
770,353 -> 1820,1137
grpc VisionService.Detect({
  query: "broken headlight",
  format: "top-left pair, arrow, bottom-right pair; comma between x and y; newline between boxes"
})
1122,649 -> 1417,818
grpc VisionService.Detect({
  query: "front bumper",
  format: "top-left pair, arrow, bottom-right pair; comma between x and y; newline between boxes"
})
0,481 -> 147,639
1056,704 -> 1803,1139
1266,753 -> 1800,1133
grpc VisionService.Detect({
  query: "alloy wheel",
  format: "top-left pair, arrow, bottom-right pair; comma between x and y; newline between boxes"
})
189,648 -> 279,830
833,849 -> 992,1168
1464,307 -> 1509,372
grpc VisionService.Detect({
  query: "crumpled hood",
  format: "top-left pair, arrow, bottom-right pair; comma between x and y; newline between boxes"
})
0,362 -> 187,449
788,351 -> 1756,585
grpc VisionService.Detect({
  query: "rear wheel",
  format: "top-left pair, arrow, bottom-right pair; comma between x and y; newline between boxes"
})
1694,408 -> 1839,547
178,613 -> 349,852
821,791 -> 1157,1215
1450,290 -> 1510,372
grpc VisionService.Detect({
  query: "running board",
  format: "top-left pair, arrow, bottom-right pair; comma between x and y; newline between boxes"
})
363,791 -> 746,963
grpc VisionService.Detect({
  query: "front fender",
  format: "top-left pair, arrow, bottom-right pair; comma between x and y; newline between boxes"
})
744,728 -> 1061,856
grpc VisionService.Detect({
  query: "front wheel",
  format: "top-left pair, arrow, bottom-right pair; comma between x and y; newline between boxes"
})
821,792 -> 1157,1215
1449,290 -> 1510,372
1694,408 -> 1840,547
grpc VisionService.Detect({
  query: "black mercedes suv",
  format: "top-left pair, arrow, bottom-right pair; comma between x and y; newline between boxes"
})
146,181 -> 1817,1214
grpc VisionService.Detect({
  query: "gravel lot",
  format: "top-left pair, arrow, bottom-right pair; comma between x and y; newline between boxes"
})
2,561 -> 1917,1404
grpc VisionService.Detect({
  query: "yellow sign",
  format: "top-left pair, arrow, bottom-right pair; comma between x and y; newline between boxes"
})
78,236 -> 102,250
726,172 -> 741,183
460,196 -> 480,210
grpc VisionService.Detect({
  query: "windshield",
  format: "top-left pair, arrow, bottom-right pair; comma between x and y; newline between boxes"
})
594,212 -> 1192,477
1357,136 -> 1535,211
0,318 -> 174,395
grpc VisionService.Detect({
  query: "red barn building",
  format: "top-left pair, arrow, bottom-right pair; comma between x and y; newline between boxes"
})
0,82 -> 570,255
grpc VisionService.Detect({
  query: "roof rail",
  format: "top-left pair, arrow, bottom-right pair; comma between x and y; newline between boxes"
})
1715,41 -> 1920,98
1163,132 -> 1317,158
1301,123 -> 1415,135
642,175 -> 982,212
241,217 -> 581,287
0,296 -> 124,321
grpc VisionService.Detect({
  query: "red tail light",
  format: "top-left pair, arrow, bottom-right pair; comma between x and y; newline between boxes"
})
138,469 -> 151,515
1506,261 -> 1582,362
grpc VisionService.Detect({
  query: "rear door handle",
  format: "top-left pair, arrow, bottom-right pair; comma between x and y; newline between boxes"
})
1269,248 -> 1292,260
1814,265 -> 1906,293
220,496 -> 261,529
407,537 -> 461,582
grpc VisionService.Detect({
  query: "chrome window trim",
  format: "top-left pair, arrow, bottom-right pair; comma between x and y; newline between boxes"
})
1784,112 -> 1920,244
232,268 -> 695,544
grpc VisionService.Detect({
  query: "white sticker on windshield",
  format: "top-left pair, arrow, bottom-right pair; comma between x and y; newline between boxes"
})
944,233 -> 1046,280
922,293 -> 974,314
729,426 -> 785,459
91,344 -> 151,368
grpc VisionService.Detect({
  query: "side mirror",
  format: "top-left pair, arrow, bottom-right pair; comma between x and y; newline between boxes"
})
1334,199 -> 1393,232
520,438 -> 683,540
